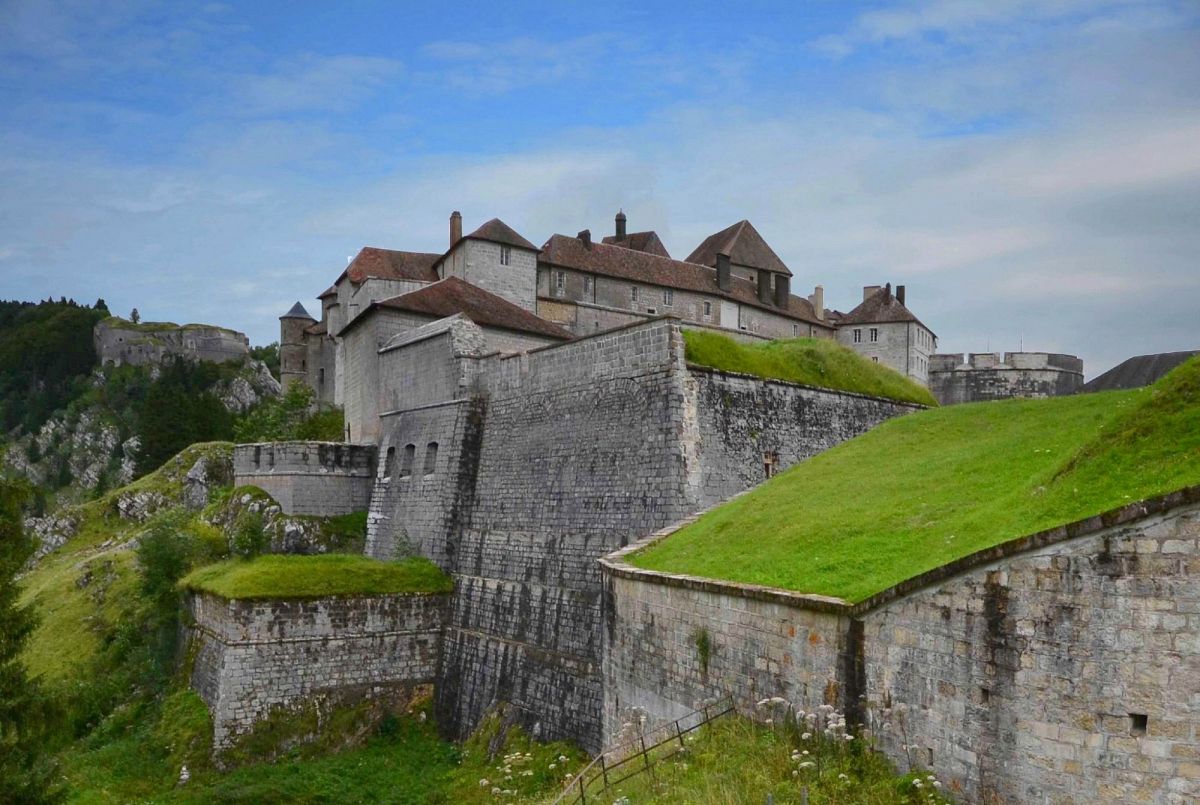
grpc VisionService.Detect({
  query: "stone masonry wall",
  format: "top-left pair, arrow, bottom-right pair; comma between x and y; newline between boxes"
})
602,489 -> 1200,804
188,590 -> 447,748
233,442 -> 376,516
929,352 -> 1084,405
95,318 -> 249,367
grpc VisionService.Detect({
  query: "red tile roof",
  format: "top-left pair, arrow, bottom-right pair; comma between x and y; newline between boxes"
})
685,220 -> 792,277
600,230 -> 671,258
540,235 -> 827,327
337,247 -> 441,286
339,277 -> 571,341
464,218 -> 538,251
838,286 -> 933,334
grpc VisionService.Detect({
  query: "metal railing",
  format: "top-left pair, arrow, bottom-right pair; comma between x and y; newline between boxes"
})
551,696 -> 735,805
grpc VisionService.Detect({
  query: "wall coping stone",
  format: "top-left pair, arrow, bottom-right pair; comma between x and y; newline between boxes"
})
686,364 -> 930,409
601,484 -> 1200,617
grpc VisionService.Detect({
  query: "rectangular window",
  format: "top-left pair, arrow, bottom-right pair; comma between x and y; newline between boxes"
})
663,288 -> 673,306
423,442 -> 439,476
872,357 -> 879,363
631,286 -> 638,302
792,324 -> 799,337
703,301 -> 712,317
555,270 -> 565,296
500,245 -> 511,266
870,327 -> 879,342
853,328 -> 862,343
400,444 -> 415,478
646,307 -> 657,315
584,276 -> 593,296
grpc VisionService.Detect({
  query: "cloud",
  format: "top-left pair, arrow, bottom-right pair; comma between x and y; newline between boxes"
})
228,54 -> 403,116
419,33 -> 629,94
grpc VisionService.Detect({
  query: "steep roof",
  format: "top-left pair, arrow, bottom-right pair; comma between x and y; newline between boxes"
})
600,230 -> 672,259
838,286 -> 933,334
464,218 -> 538,251
539,235 -> 827,327
340,277 -> 570,341
281,301 -> 315,320
1083,350 -> 1199,392
685,220 -> 792,277
317,285 -> 338,299
337,247 -> 441,286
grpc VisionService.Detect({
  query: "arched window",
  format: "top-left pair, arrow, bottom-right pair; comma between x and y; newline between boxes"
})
383,446 -> 396,480
423,442 -> 439,476
400,444 -> 415,478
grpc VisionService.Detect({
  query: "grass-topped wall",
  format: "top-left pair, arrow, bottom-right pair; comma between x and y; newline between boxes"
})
681,330 -> 937,406
180,554 -> 453,600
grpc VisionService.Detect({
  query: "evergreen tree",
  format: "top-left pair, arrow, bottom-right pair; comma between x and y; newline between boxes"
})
0,481 -> 61,803
129,308 -> 140,324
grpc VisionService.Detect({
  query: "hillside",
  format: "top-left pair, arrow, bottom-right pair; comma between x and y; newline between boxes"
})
631,355 -> 1200,603
682,330 -> 937,406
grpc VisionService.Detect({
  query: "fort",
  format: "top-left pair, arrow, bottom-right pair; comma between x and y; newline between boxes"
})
181,210 -> 1199,802
94,316 -> 250,367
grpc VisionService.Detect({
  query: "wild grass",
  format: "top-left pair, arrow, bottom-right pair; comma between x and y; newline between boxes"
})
632,356 -> 1200,602
682,330 -> 937,406
179,554 -> 453,600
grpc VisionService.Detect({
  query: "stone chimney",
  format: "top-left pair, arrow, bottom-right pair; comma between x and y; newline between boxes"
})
884,282 -> 892,300
896,285 -> 906,306
615,210 -> 627,240
809,285 -> 825,321
450,211 -> 462,246
757,271 -> 772,305
717,253 -> 731,292
578,229 -> 592,248
773,274 -> 790,308
863,285 -> 881,301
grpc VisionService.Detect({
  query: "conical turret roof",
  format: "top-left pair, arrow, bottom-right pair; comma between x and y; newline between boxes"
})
281,301 -> 315,320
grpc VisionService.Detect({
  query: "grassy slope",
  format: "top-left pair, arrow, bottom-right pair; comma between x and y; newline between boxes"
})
632,357 -> 1200,603
180,554 -> 453,599
682,330 -> 937,407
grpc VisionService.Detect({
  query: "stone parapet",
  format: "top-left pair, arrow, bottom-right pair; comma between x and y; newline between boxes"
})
233,441 -> 376,516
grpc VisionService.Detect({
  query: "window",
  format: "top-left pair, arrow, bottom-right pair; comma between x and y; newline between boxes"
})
763,451 -> 779,479
1130,713 -> 1148,737
584,276 -> 593,296
872,357 -> 879,363
646,307 -> 657,315
555,271 -> 565,296
870,327 -> 879,342
499,245 -> 511,265
383,446 -> 396,480
663,288 -> 673,306
400,444 -> 415,478
318,368 -> 325,386
703,301 -> 712,317
423,442 -> 439,476
792,324 -> 799,337
853,329 -> 862,343
631,286 -> 639,302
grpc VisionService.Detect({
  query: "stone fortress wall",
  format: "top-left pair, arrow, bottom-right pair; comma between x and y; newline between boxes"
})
94,317 -> 249,367
188,590 -> 447,749
929,351 -> 1083,406
233,442 -> 376,516
601,488 -> 1200,804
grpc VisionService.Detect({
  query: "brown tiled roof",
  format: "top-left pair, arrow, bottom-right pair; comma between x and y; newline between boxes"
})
838,286 -> 933,334
337,247 -> 441,286
539,235 -> 827,327
600,231 -> 671,258
464,218 -> 538,251
685,220 -> 792,277
340,277 -> 570,341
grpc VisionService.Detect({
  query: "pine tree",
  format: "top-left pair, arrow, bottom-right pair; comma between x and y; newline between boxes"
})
129,308 -> 140,324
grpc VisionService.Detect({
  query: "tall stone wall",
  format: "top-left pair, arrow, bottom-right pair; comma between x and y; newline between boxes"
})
233,442 -> 375,516
929,352 -> 1084,405
95,318 -> 249,367
188,590 -> 447,748
601,488 -> 1200,804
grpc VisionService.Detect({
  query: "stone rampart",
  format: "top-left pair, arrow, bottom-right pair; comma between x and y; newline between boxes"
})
929,351 -> 1083,405
188,590 -> 447,749
233,442 -> 376,515
95,318 -> 249,367
601,486 -> 1200,803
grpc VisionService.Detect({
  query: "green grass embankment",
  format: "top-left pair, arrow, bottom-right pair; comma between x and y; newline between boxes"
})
632,356 -> 1200,603
682,330 -> 937,406
180,554 -> 453,600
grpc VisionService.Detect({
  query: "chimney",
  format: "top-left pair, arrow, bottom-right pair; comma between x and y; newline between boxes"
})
773,274 -> 790,308
615,210 -> 627,240
577,229 -> 592,248
716,253 -> 731,291
450,211 -> 462,246
757,271 -> 772,305
884,282 -> 892,300
863,285 -> 881,301
809,285 -> 825,321
896,285 -> 906,306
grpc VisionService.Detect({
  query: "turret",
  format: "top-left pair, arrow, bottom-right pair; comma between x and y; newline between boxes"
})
280,301 -> 316,391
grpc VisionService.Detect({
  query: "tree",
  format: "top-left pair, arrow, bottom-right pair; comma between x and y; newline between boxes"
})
129,308 -> 140,324
0,481 -> 61,802
93,299 -> 108,314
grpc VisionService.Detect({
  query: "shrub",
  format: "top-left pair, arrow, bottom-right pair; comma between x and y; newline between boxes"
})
230,511 -> 267,559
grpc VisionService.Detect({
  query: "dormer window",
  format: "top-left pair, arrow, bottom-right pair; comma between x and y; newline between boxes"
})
500,245 -> 512,266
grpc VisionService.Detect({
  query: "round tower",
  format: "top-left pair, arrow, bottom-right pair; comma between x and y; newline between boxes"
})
279,302 -> 316,392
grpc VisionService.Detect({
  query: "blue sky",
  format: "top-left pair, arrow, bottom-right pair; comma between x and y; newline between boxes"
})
1,0 -> 1198,376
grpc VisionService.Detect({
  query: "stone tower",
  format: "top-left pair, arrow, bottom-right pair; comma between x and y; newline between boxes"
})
279,301 -> 315,392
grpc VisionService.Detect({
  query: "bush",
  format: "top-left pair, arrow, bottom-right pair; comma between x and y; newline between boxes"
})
230,512 -> 267,559
235,382 -> 344,443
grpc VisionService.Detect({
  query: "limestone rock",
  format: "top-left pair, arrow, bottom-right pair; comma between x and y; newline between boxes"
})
23,511 -> 81,561
182,452 -> 234,511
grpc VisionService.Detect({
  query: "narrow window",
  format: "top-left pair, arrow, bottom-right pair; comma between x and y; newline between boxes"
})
584,276 -> 593,296
870,327 -> 879,342
631,286 -> 638,302
853,329 -> 862,344
663,288 -> 673,306
1130,713 -> 1147,736
703,301 -> 712,317
301,359 -> 306,370
318,367 -> 325,386
423,442 -> 439,476
792,324 -> 799,337
400,444 -> 415,478
763,451 -> 779,479
383,446 -> 396,480
555,271 -> 565,294
500,245 -> 512,266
